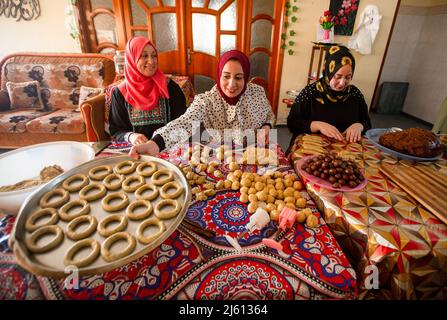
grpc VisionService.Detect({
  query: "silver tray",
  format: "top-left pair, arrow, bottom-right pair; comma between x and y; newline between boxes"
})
9,155 -> 191,278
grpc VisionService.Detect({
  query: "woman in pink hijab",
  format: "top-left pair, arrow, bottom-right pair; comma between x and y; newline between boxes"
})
129,49 -> 275,157
108,36 -> 186,145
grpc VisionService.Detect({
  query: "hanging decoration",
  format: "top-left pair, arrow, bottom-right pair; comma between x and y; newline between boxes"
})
281,0 -> 299,55
0,0 -> 41,21
329,0 -> 360,36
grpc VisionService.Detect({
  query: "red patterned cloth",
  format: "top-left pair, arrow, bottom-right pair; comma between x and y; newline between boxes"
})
0,141 -> 357,300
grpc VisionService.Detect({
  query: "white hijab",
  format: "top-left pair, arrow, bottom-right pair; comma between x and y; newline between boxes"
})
348,5 -> 382,55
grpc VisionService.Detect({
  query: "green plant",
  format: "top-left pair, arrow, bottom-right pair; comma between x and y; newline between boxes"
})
281,0 -> 298,55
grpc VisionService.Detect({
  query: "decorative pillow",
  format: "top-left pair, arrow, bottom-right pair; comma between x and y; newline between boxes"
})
0,90 -> 10,111
76,86 -> 104,112
5,81 -> 44,110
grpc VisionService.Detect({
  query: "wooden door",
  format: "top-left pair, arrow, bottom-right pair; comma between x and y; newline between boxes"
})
75,0 -> 285,114
185,0 -> 243,94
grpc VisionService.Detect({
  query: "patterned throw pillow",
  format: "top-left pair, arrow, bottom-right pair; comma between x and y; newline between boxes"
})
5,81 -> 44,110
76,86 -> 104,112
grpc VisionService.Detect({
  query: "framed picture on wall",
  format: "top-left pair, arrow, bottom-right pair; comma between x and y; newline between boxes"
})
329,0 -> 360,36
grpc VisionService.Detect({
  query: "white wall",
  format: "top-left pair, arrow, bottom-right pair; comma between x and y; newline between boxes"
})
379,4 -> 447,123
0,0 -> 80,59
277,0 -> 400,125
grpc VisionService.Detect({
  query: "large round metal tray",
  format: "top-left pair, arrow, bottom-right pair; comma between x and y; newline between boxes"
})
9,155 -> 191,278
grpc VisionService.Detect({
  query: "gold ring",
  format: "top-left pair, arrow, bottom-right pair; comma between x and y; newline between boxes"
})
88,165 -> 112,180
66,215 -> 97,240
101,232 -> 136,262
126,200 -> 152,220
62,174 -> 89,192
79,183 -> 107,202
151,169 -> 174,186
101,192 -> 129,212
114,160 -> 137,175
160,181 -> 184,199
39,188 -> 70,208
103,173 -> 124,191
59,199 -> 91,221
25,208 -> 59,232
154,199 -> 181,220
136,161 -> 158,177
122,175 -> 146,193
64,239 -> 100,267
136,218 -> 166,244
135,183 -> 159,201
98,214 -> 128,237
25,225 -> 64,253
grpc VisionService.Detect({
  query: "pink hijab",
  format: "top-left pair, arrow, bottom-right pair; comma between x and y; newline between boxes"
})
217,50 -> 250,105
118,37 -> 169,111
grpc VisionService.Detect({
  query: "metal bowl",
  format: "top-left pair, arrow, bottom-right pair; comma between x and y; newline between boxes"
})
0,141 -> 95,215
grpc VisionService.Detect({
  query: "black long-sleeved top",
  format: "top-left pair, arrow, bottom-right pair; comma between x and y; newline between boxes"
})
287,83 -> 372,150
108,80 -> 186,142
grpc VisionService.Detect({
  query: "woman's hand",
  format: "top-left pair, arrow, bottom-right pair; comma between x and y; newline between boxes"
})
129,133 -> 149,145
256,125 -> 271,147
344,123 -> 364,143
311,121 -> 344,141
129,140 -> 160,159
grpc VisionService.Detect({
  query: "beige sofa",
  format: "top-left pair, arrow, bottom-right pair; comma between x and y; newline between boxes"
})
0,53 -> 116,148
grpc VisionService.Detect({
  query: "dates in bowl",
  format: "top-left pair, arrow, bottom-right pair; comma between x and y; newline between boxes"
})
299,154 -> 365,190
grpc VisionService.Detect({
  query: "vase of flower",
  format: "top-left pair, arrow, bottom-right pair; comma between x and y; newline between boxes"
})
323,29 -> 330,41
319,10 -> 334,43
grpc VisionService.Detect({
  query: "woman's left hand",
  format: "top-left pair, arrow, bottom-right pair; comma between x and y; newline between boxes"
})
129,133 -> 149,145
344,123 -> 364,143
257,125 -> 271,146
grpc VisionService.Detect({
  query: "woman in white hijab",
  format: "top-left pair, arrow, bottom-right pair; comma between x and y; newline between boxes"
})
348,5 -> 382,55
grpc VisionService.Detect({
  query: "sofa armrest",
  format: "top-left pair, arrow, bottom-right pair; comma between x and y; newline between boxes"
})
80,93 -> 110,142
0,90 -> 10,111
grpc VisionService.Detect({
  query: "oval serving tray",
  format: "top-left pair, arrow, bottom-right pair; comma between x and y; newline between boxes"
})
9,154 -> 191,278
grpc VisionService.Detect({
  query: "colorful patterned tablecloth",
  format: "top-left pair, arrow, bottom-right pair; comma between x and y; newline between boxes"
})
290,135 -> 447,299
0,141 -> 356,300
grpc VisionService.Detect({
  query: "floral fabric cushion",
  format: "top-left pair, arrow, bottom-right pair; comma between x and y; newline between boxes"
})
26,109 -> 85,134
0,109 -> 52,133
3,62 -> 106,91
76,86 -> 104,112
40,88 -> 80,111
5,81 -> 45,110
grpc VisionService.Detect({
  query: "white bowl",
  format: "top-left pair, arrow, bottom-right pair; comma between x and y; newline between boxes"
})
0,141 -> 95,215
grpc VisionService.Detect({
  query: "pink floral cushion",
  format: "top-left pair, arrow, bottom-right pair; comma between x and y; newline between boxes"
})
0,109 -> 52,133
26,109 -> 85,134
5,81 -> 45,110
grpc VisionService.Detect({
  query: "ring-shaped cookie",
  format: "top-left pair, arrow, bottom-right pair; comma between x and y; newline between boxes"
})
154,199 -> 181,220
64,239 -> 100,268
25,225 -> 64,253
151,169 -> 174,186
25,208 -> 59,232
59,199 -> 91,221
66,215 -> 97,240
39,188 -> 70,208
101,192 -> 129,212
88,165 -> 112,180
136,218 -> 166,244
62,174 -> 89,192
136,162 -> 158,177
160,181 -> 184,199
135,183 -> 159,201
103,173 -> 124,191
98,214 -> 128,237
79,183 -> 107,202
126,200 -> 152,220
101,232 -> 136,262
122,175 -> 145,192
114,160 -> 137,175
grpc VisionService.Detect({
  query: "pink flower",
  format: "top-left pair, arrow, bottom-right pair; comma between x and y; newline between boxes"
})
340,16 -> 348,25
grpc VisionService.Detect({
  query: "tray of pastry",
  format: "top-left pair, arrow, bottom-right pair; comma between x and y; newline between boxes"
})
9,154 -> 191,278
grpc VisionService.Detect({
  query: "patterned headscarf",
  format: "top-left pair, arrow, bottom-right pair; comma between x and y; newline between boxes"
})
118,36 -> 169,111
217,50 -> 250,106
314,45 -> 356,105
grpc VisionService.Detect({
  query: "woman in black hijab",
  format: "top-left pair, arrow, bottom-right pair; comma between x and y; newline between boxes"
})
287,45 -> 371,150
